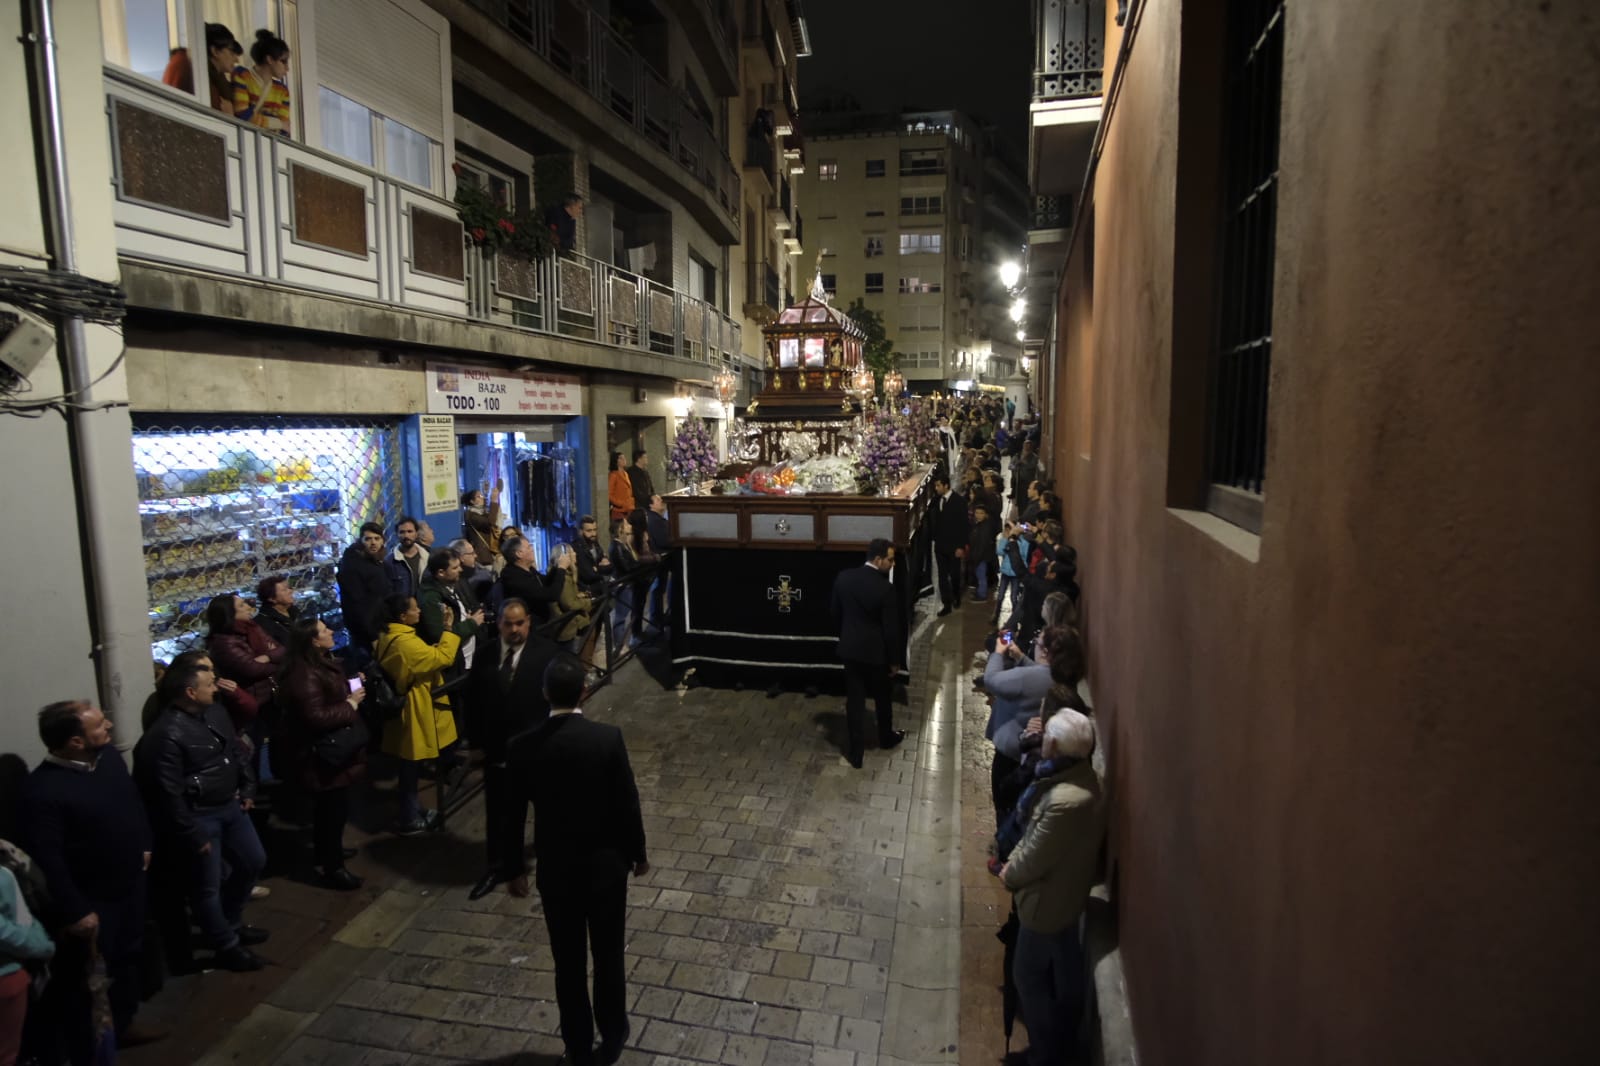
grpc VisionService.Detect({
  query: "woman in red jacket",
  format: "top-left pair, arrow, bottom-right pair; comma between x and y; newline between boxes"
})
276,618 -> 367,890
204,593 -> 284,735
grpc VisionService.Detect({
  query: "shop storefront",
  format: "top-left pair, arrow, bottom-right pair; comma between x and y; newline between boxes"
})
133,416 -> 404,661
424,363 -> 591,570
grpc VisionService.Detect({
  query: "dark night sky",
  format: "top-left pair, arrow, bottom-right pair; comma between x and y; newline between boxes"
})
796,0 -> 1033,151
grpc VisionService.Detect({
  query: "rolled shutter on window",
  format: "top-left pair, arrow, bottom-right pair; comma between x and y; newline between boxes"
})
315,0 -> 446,142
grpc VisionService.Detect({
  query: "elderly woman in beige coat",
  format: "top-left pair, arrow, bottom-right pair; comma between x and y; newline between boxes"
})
999,707 -> 1104,1066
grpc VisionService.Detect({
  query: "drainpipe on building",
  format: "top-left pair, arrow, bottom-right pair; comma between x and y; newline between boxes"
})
24,0 -> 140,733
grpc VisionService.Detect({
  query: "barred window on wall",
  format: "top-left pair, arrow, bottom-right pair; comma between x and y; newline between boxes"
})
1207,0 -> 1286,534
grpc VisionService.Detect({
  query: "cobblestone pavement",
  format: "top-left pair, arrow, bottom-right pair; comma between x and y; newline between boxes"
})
195,598 -> 977,1066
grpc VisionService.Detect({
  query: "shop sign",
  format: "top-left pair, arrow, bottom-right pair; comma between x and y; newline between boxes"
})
692,396 -> 725,420
426,362 -> 583,416
418,414 -> 458,515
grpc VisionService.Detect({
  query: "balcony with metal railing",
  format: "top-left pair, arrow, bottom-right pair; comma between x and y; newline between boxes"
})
104,68 -> 745,374
466,246 -> 741,363
464,0 -> 740,234
1033,0 -> 1106,100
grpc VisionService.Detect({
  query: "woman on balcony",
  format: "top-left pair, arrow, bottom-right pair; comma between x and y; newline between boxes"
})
231,30 -> 293,137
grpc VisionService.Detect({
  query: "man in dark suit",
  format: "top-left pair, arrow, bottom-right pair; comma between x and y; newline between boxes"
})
931,473 -> 970,616
629,449 -> 656,514
466,598 -> 559,901
830,539 -> 907,769
508,654 -> 647,1066
645,494 -> 673,630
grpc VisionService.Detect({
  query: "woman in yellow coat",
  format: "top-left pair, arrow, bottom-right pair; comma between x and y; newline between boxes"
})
375,593 -> 461,834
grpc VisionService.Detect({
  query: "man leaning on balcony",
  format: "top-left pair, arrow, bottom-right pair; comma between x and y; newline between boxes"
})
545,195 -> 583,253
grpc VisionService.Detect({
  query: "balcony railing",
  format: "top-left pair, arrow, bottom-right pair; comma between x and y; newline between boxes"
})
745,133 -> 775,176
466,247 -> 742,365
104,69 -> 744,370
763,264 -> 781,312
104,68 -> 464,314
469,0 -> 739,221
1034,0 -> 1106,100
1032,195 -> 1070,230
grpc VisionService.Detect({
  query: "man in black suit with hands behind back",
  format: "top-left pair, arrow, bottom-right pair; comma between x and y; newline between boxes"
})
831,538 -> 907,769
508,654 -> 648,1066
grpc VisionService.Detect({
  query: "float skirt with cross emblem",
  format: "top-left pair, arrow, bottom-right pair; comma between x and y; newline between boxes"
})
663,466 -> 936,686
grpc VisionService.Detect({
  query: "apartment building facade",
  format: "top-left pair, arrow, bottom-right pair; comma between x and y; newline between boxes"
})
0,0 -> 811,756
734,0 -> 810,341
796,110 -> 1026,393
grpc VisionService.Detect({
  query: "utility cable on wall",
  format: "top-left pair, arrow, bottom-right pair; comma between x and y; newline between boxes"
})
0,262 -> 129,417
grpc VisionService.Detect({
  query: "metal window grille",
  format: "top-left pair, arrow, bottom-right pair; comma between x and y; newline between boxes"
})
1209,0 -> 1285,516
133,417 -> 405,662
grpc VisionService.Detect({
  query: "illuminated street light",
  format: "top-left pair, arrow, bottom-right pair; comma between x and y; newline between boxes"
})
1016,328 -> 1026,341
999,260 -> 1022,289
1009,300 -> 1026,323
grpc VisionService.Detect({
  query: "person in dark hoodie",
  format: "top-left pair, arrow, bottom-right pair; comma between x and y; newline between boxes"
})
967,501 -> 999,603
337,522 -> 391,660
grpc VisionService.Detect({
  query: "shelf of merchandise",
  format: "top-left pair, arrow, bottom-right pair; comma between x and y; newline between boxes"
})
139,482 -> 345,661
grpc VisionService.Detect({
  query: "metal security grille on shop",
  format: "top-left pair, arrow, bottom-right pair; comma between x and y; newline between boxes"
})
133,418 -> 404,662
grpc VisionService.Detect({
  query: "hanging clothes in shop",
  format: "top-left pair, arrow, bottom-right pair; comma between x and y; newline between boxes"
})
515,445 -> 577,530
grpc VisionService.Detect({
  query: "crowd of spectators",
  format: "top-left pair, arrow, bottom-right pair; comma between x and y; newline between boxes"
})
0,483 -> 675,1058
933,394 -> 1106,1066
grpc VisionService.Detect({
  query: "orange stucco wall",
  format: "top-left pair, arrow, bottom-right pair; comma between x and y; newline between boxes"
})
1046,2 -> 1600,1063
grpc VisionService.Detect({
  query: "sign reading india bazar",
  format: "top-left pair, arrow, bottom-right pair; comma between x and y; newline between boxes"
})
426,362 -> 584,416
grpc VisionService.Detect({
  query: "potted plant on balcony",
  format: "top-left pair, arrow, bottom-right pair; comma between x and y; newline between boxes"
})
453,172 -> 557,264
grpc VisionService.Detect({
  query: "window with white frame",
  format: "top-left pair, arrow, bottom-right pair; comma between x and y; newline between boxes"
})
900,305 -> 944,331
866,159 -> 886,177
820,273 -> 837,294
456,158 -> 517,210
318,87 -> 440,190
865,273 -> 884,293
899,232 -> 943,255
865,206 -> 886,218
899,276 -> 942,294
818,160 -> 839,181
865,236 -> 884,258
900,195 -> 943,216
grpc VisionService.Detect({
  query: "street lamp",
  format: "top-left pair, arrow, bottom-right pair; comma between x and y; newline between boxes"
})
1016,328 -> 1026,342
882,368 -> 905,401
999,260 -> 1022,289
713,364 -> 738,452
1009,299 -> 1026,323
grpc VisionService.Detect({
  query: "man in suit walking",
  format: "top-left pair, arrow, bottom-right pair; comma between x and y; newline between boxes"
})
931,473 -> 970,616
830,539 -> 907,769
509,654 -> 648,1066
467,598 -> 559,901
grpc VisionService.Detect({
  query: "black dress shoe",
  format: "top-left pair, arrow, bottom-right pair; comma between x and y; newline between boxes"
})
213,945 -> 264,972
468,872 -> 502,901
319,867 -> 363,892
235,925 -> 270,946
937,605 -> 953,617
599,1020 -> 631,1065
846,752 -> 864,770
880,730 -> 907,752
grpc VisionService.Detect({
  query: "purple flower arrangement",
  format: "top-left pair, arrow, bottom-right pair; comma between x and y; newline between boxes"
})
859,410 -> 914,485
668,416 -> 720,484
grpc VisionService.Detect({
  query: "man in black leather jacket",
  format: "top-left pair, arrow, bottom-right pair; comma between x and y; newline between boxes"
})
134,659 -> 269,972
